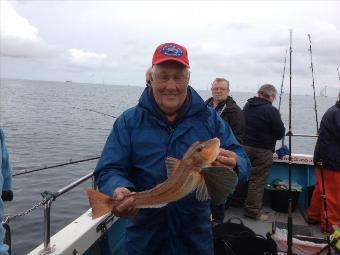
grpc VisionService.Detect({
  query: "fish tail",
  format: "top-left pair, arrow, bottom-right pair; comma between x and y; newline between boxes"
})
85,188 -> 113,219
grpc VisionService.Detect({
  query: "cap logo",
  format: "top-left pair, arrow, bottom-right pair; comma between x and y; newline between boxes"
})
161,45 -> 183,57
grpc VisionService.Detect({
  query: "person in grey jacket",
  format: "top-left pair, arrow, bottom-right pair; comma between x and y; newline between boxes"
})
242,84 -> 285,219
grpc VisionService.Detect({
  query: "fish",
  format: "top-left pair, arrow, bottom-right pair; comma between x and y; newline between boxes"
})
86,137 -> 238,219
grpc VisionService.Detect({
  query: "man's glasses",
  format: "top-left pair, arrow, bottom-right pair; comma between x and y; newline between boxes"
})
212,87 -> 227,92
153,72 -> 190,85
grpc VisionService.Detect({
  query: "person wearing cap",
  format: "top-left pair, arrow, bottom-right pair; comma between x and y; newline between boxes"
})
308,93 -> 340,233
0,128 -> 13,255
94,42 -> 250,254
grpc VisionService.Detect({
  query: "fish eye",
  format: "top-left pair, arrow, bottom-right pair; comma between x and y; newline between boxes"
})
196,145 -> 204,152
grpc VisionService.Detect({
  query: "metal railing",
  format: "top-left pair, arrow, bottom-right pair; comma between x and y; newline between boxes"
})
40,172 -> 95,254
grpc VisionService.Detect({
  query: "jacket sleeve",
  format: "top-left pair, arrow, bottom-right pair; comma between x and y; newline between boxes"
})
94,115 -> 136,197
214,113 -> 251,184
270,108 -> 285,140
224,107 -> 245,144
0,129 -> 12,191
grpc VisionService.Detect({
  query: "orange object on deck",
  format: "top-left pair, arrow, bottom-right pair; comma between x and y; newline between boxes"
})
308,167 -> 340,232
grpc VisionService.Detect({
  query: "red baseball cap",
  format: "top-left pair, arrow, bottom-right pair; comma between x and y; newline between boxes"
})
152,43 -> 190,68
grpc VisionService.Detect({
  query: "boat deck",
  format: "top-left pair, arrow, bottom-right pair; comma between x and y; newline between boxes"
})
224,206 -> 324,238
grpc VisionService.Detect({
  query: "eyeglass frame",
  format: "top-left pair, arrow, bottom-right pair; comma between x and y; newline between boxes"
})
152,71 -> 190,85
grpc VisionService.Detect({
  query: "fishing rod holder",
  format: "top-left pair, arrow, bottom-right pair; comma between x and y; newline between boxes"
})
39,172 -> 95,255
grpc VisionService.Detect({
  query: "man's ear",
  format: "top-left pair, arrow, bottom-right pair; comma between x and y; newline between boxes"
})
149,72 -> 154,83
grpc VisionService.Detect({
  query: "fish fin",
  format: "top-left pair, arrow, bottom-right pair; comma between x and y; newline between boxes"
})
200,166 -> 238,205
165,157 -> 181,177
85,188 -> 113,219
195,179 -> 211,201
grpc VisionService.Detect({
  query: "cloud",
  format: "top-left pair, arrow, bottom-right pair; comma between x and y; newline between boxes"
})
0,1 -> 51,58
66,48 -> 110,69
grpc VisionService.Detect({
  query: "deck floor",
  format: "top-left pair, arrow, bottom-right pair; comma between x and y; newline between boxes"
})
224,206 -> 324,238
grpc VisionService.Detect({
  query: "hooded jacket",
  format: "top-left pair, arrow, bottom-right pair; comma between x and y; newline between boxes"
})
95,86 -> 250,255
314,101 -> 340,170
205,96 -> 245,143
243,96 -> 285,151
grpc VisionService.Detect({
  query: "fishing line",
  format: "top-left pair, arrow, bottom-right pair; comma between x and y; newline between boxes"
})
12,156 -> 100,177
13,107 -> 116,177
72,107 -> 117,118
307,34 -> 319,133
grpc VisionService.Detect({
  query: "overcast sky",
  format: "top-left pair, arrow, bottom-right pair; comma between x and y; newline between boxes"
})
1,0 -> 339,94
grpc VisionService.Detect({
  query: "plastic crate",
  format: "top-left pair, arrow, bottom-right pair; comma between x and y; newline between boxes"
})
266,189 -> 300,213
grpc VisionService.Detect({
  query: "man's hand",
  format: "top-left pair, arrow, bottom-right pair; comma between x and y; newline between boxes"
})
212,148 -> 237,170
112,187 -> 139,218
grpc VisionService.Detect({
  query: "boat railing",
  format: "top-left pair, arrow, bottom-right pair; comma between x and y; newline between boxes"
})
39,172 -> 96,254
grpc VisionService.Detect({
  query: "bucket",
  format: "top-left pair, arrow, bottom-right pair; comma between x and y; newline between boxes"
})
266,189 -> 300,213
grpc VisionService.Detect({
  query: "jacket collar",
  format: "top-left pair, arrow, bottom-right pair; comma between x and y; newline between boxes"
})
138,86 -> 206,126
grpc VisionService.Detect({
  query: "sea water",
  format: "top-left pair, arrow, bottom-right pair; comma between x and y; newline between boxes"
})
0,78 -> 337,254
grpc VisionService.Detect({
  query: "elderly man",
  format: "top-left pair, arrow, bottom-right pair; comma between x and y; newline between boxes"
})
243,84 -> 285,219
205,78 -> 246,222
94,42 -> 250,255
205,78 -> 245,143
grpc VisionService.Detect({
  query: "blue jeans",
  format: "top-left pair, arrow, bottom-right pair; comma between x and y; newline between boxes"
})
210,203 -> 225,223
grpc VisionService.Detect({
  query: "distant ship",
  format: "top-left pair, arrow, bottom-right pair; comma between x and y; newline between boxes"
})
319,85 -> 339,97
65,80 -> 72,83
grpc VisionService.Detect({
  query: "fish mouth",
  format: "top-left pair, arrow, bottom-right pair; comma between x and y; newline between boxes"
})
206,137 -> 221,164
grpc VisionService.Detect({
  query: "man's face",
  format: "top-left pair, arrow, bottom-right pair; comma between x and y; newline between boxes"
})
150,61 -> 189,115
211,81 -> 229,102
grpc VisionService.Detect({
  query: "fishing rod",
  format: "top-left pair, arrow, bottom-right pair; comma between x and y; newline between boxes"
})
308,34 -> 319,133
278,49 -> 287,113
308,34 -> 332,254
12,156 -> 100,177
287,28 -> 293,255
72,107 -> 117,118
13,107 -> 116,177
278,49 -> 288,148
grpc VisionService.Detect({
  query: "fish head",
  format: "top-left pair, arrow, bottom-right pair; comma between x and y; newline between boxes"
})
182,138 -> 220,168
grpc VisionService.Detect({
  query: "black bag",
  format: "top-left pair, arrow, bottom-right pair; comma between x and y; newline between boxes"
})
213,217 -> 277,255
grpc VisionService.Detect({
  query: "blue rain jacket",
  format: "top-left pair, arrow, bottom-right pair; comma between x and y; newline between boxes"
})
95,87 -> 250,255
0,129 -> 12,255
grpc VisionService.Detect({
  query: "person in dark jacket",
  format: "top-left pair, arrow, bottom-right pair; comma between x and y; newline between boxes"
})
94,42 -> 251,255
205,78 -> 247,223
205,78 -> 245,143
308,93 -> 340,232
242,84 -> 285,219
